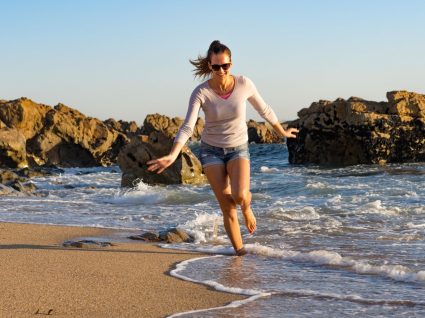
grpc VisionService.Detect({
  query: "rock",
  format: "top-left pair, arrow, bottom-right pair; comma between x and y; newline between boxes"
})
141,113 -> 204,141
0,169 -> 37,195
0,128 -> 28,168
118,131 -> 207,186
158,228 -> 194,243
0,169 -> 25,184
247,120 -> 283,143
63,240 -> 114,248
15,167 -> 65,178
159,231 -> 183,243
129,228 -> 194,243
128,232 -> 161,242
0,183 -> 15,196
104,118 -> 141,136
287,91 -> 425,165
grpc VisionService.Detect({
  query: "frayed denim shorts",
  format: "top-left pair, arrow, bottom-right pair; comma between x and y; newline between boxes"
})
199,141 -> 250,169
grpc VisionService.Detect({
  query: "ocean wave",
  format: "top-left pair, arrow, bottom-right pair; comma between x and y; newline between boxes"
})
243,243 -> 425,283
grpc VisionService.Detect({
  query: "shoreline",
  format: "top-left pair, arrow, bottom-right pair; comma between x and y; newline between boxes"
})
0,221 -> 246,318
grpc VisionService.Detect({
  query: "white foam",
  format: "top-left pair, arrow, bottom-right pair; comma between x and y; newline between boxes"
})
273,206 -> 321,221
306,181 -> 328,189
361,200 -> 402,216
260,166 -> 280,173
178,212 -> 225,244
406,222 -> 425,229
167,255 -> 271,318
104,181 -> 165,205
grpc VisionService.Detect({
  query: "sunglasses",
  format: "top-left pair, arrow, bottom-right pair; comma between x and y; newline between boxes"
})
211,63 -> 231,71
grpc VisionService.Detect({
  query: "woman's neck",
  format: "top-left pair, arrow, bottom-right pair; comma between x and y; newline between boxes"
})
210,75 -> 234,92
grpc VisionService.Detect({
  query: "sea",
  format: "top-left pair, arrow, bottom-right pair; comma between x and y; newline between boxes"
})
1,143 -> 424,317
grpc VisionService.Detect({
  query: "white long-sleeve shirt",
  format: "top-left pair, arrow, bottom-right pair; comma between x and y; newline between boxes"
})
174,75 -> 279,148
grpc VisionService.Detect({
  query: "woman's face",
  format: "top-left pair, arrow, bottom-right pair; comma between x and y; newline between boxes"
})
209,53 -> 232,77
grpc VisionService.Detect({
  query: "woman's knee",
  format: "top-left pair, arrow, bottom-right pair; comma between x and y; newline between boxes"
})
218,193 -> 236,211
232,190 -> 251,206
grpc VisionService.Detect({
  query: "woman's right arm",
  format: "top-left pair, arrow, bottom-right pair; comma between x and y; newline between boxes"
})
146,89 -> 202,174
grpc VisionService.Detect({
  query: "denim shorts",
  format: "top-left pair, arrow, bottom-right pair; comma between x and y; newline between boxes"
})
199,141 -> 250,168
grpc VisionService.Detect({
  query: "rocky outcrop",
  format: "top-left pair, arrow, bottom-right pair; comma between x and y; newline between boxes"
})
0,98 -> 132,168
118,131 -> 207,186
27,103 -> 129,167
287,91 -> 425,165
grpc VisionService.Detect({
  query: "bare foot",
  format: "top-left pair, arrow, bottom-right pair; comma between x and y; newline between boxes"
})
242,205 -> 256,234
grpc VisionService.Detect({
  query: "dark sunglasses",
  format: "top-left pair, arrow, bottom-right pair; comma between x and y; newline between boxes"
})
211,63 -> 231,71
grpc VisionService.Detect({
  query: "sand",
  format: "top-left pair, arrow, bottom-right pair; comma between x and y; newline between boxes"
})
0,222 -> 245,317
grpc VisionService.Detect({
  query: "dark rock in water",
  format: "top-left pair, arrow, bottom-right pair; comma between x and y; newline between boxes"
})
0,169 -> 37,195
130,228 -> 194,243
159,228 -> 195,243
159,231 -> 183,243
63,240 -> 114,248
0,183 -> 15,196
9,181 -> 37,194
118,131 -> 206,186
63,185 -> 75,189
15,167 -> 65,178
0,169 -> 25,184
287,91 -> 425,166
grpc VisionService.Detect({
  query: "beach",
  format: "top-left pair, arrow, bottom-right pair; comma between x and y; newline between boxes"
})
0,221 -> 245,318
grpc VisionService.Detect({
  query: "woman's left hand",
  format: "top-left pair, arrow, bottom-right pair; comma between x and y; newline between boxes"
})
283,127 -> 299,138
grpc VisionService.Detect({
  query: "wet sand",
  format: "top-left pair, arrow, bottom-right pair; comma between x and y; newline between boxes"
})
0,222 -> 245,317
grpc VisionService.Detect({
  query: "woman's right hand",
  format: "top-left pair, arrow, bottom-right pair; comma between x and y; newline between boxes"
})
146,154 -> 176,174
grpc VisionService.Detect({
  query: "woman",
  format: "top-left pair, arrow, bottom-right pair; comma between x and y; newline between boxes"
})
147,40 -> 298,256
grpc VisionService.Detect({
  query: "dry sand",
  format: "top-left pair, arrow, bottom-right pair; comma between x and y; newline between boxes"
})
0,222 -> 245,317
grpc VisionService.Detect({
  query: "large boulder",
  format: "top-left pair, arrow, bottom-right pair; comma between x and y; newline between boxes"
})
0,128 -> 28,168
287,91 -> 425,165
118,131 -> 207,186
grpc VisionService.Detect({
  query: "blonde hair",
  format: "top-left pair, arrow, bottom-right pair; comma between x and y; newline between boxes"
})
189,40 -> 232,79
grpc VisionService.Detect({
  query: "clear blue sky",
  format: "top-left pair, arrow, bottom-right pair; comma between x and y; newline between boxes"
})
1,0 -> 424,124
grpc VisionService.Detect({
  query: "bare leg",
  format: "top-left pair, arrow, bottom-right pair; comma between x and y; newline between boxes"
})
203,164 -> 244,251
226,158 -> 256,234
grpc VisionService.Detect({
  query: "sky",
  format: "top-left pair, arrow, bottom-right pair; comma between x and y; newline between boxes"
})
1,0 -> 424,125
